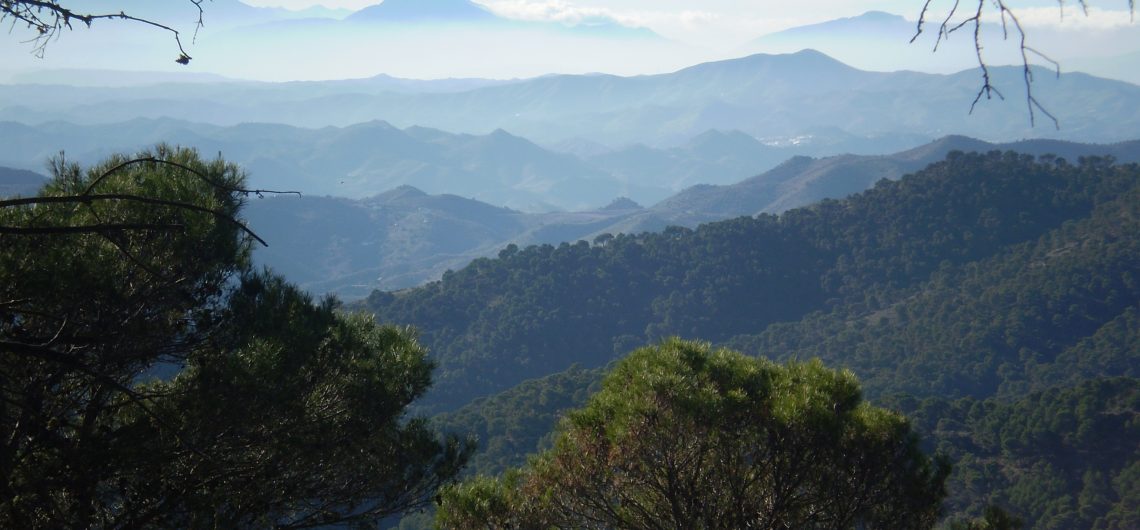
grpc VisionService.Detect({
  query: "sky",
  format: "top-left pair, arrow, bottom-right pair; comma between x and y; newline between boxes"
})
242,0 -> 1138,48
1,0 -> 1136,81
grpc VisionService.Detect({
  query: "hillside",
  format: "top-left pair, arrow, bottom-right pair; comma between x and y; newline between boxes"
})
237,137 -> 1140,298
245,188 -> 531,298
0,166 -> 46,197
726,166 -> 1140,399
362,151 -> 1140,414
22,128 -> 1129,305
894,378 -> 1140,528
383,151 -> 1140,529
597,136 -> 1140,236
242,189 -> 652,297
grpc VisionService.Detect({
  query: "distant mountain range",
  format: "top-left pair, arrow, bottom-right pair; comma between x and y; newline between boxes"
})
599,135 -> 1140,236
4,50 -> 1139,147
238,136 -> 1140,298
743,10 -> 1140,86
56,0 -> 350,31
348,0 -> 497,23
0,118 -> 941,211
744,11 -> 993,75
10,131 -> 1139,300
0,119 -> 717,211
1,0 -> 672,80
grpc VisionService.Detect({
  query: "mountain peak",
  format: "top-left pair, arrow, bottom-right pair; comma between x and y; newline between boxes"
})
898,135 -> 995,162
711,49 -> 850,70
750,11 -> 911,45
855,10 -> 907,22
600,197 -> 643,211
375,184 -> 429,202
348,0 -> 496,23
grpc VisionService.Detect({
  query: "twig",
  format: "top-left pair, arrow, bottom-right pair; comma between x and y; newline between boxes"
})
86,205 -> 177,282
0,193 -> 270,246
0,222 -> 185,235
82,156 -> 300,199
1,0 -> 207,63
0,338 -> 211,458
913,1 -> 1136,128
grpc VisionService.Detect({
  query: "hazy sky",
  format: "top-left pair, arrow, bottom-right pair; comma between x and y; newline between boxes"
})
244,0 -> 1137,48
1,0 -> 1134,81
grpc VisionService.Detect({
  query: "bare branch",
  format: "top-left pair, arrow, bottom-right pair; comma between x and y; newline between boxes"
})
0,193 -> 269,246
2,151 -> 303,246
0,222 -> 184,235
86,205 -> 177,282
911,0 -> 935,43
82,156 -> 300,199
0,0 -> 207,63
914,1 -> 1135,127
0,338 -> 210,458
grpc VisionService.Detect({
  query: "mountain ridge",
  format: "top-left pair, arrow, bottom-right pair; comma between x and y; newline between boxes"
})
233,136 -> 1140,298
360,150 -> 1140,415
5,50 -> 1139,146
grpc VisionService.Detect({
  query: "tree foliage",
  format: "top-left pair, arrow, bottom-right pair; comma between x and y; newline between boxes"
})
0,146 -> 469,528
437,339 -> 949,529
730,163 -> 1140,401
891,377 -> 1140,529
434,364 -> 603,479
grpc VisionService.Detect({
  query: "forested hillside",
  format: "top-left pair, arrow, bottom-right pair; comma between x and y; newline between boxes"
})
369,151 -> 1140,529
727,170 -> 1140,399
234,136 -> 1138,298
364,151 -> 1140,413
895,378 -> 1140,529
0,166 -> 46,197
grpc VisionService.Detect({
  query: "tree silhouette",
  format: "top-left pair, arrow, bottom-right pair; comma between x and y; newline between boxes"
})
914,0 -> 1136,127
0,146 -> 471,527
0,0 -> 204,63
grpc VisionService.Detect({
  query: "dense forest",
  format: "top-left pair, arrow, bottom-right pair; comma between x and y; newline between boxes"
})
364,151 -> 1139,412
896,378 -> 1139,529
359,151 -> 1139,528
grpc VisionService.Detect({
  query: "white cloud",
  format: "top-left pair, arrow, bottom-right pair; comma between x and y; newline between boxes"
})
477,0 -> 802,48
243,0 -> 377,9
477,0 -> 657,28
995,6 -> 1136,29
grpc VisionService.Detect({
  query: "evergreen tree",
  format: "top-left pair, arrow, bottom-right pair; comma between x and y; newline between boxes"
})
0,147 -> 469,528
438,339 -> 948,529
